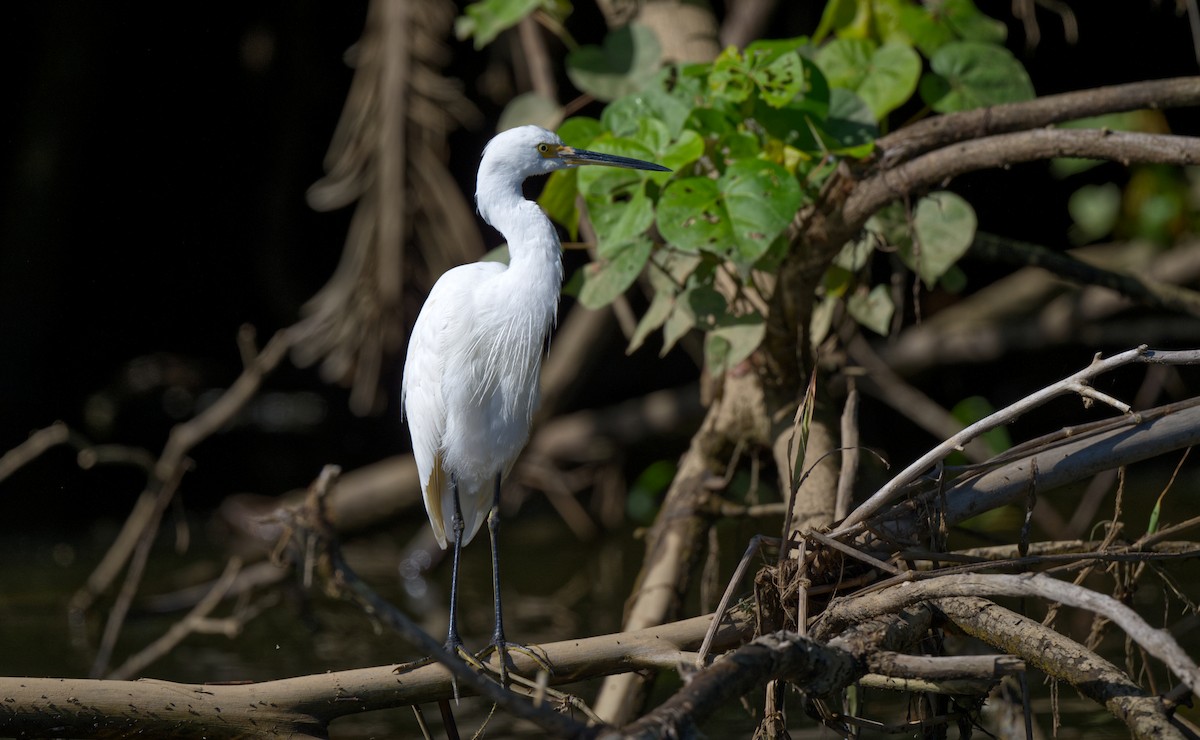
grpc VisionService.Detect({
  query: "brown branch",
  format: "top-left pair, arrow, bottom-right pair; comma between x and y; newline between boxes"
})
815,573 -> 1200,697
875,76 -> 1200,166
0,610 -> 754,740
936,597 -> 1185,739
848,129 -> 1200,231
873,397 -> 1200,544
78,327 -> 295,677
625,605 -> 934,738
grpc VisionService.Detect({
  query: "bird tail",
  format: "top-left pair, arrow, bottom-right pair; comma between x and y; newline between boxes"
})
425,453 -> 449,549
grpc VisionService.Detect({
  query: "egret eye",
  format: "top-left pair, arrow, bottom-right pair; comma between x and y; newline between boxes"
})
537,143 -> 554,157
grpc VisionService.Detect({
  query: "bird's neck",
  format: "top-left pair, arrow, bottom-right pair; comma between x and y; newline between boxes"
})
476,170 -> 563,283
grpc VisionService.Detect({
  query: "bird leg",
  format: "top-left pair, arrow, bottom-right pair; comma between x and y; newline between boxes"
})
477,473 -> 552,686
445,475 -> 467,654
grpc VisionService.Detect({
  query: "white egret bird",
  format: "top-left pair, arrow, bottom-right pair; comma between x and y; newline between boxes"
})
401,125 -> 669,678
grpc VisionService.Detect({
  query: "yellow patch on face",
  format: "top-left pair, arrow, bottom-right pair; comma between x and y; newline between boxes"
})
537,142 -> 566,159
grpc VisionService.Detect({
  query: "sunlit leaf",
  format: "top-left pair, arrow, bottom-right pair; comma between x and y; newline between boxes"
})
900,0 -> 1005,56
757,52 -> 806,108
658,159 -> 802,270
846,284 -> 894,335
603,80 -> 693,138
658,177 -> 731,253
721,159 -> 804,269
816,39 -> 920,119
557,116 -> 605,148
902,191 -> 977,287
584,175 -> 654,256
705,311 -> 766,376
709,47 -> 754,103
456,0 -> 542,49
577,238 -> 653,309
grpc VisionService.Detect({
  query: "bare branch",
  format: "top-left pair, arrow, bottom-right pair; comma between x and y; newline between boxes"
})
848,129 -> 1200,230
817,573 -> 1200,697
837,347 -> 1200,533
937,597 -> 1185,739
876,76 -> 1200,165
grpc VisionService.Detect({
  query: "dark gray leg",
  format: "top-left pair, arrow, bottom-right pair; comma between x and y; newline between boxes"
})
445,475 -> 465,652
488,473 -> 506,648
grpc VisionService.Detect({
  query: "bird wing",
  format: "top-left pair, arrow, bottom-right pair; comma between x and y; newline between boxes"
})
401,261 -> 505,549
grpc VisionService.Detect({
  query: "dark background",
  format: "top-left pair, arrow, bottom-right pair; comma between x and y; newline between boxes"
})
2,1 -> 1198,526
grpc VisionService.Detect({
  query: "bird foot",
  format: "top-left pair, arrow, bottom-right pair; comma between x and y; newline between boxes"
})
475,639 -> 553,688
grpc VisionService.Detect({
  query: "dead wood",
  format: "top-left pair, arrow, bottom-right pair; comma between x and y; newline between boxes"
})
935,597 -> 1186,739
0,610 -> 755,740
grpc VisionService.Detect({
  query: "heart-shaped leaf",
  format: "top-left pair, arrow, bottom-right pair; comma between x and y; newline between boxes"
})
919,41 -> 1034,112
902,191 -> 977,287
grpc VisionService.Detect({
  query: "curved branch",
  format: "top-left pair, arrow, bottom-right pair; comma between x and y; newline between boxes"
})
936,597 -> 1184,740
837,348 -> 1200,533
847,129 -> 1200,230
816,573 -> 1200,698
876,76 -> 1200,165
0,611 -> 754,739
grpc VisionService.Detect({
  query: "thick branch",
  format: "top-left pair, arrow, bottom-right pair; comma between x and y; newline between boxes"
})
876,398 -> 1200,542
876,76 -> 1200,165
0,611 -> 754,740
936,597 -> 1185,739
816,573 -> 1200,697
847,129 -> 1200,231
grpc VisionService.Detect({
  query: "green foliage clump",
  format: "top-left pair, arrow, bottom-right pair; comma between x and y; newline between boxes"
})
461,0 -> 1035,373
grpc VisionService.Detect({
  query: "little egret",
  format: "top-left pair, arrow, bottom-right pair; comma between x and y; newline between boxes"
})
401,125 -> 669,679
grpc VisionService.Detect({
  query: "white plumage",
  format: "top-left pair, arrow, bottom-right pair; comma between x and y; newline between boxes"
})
400,124 -> 668,658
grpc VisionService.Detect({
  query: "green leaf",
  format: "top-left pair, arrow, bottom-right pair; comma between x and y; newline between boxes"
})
557,116 -> 605,148
602,80 -> 693,138
857,43 -> 921,118
456,0 -> 542,49
938,0 -> 1007,45
900,0 -> 1005,56
658,159 -> 802,270
577,238 -> 653,309
628,286 -> 674,354
720,159 -> 804,269
920,42 -> 1035,112
744,37 -> 809,65
757,52 -> 806,108
816,39 -> 920,119
497,92 -> 563,131
658,177 -> 730,253
816,38 -> 875,90
846,284 -> 894,335
709,47 -> 755,104
824,88 -> 878,153
567,24 -> 663,102
660,129 -> 705,173
903,191 -> 977,287
584,173 -> 654,256
1068,183 -> 1121,244
813,0 -> 861,43
705,311 -> 766,376
538,170 -> 579,238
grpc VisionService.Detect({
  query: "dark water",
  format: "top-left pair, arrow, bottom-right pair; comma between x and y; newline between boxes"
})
3,487 -> 1199,738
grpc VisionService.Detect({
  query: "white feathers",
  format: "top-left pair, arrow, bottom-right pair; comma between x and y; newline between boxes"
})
402,127 -> 565,549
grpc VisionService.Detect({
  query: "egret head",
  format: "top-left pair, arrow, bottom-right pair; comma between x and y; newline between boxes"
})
480,125 -> 671,181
